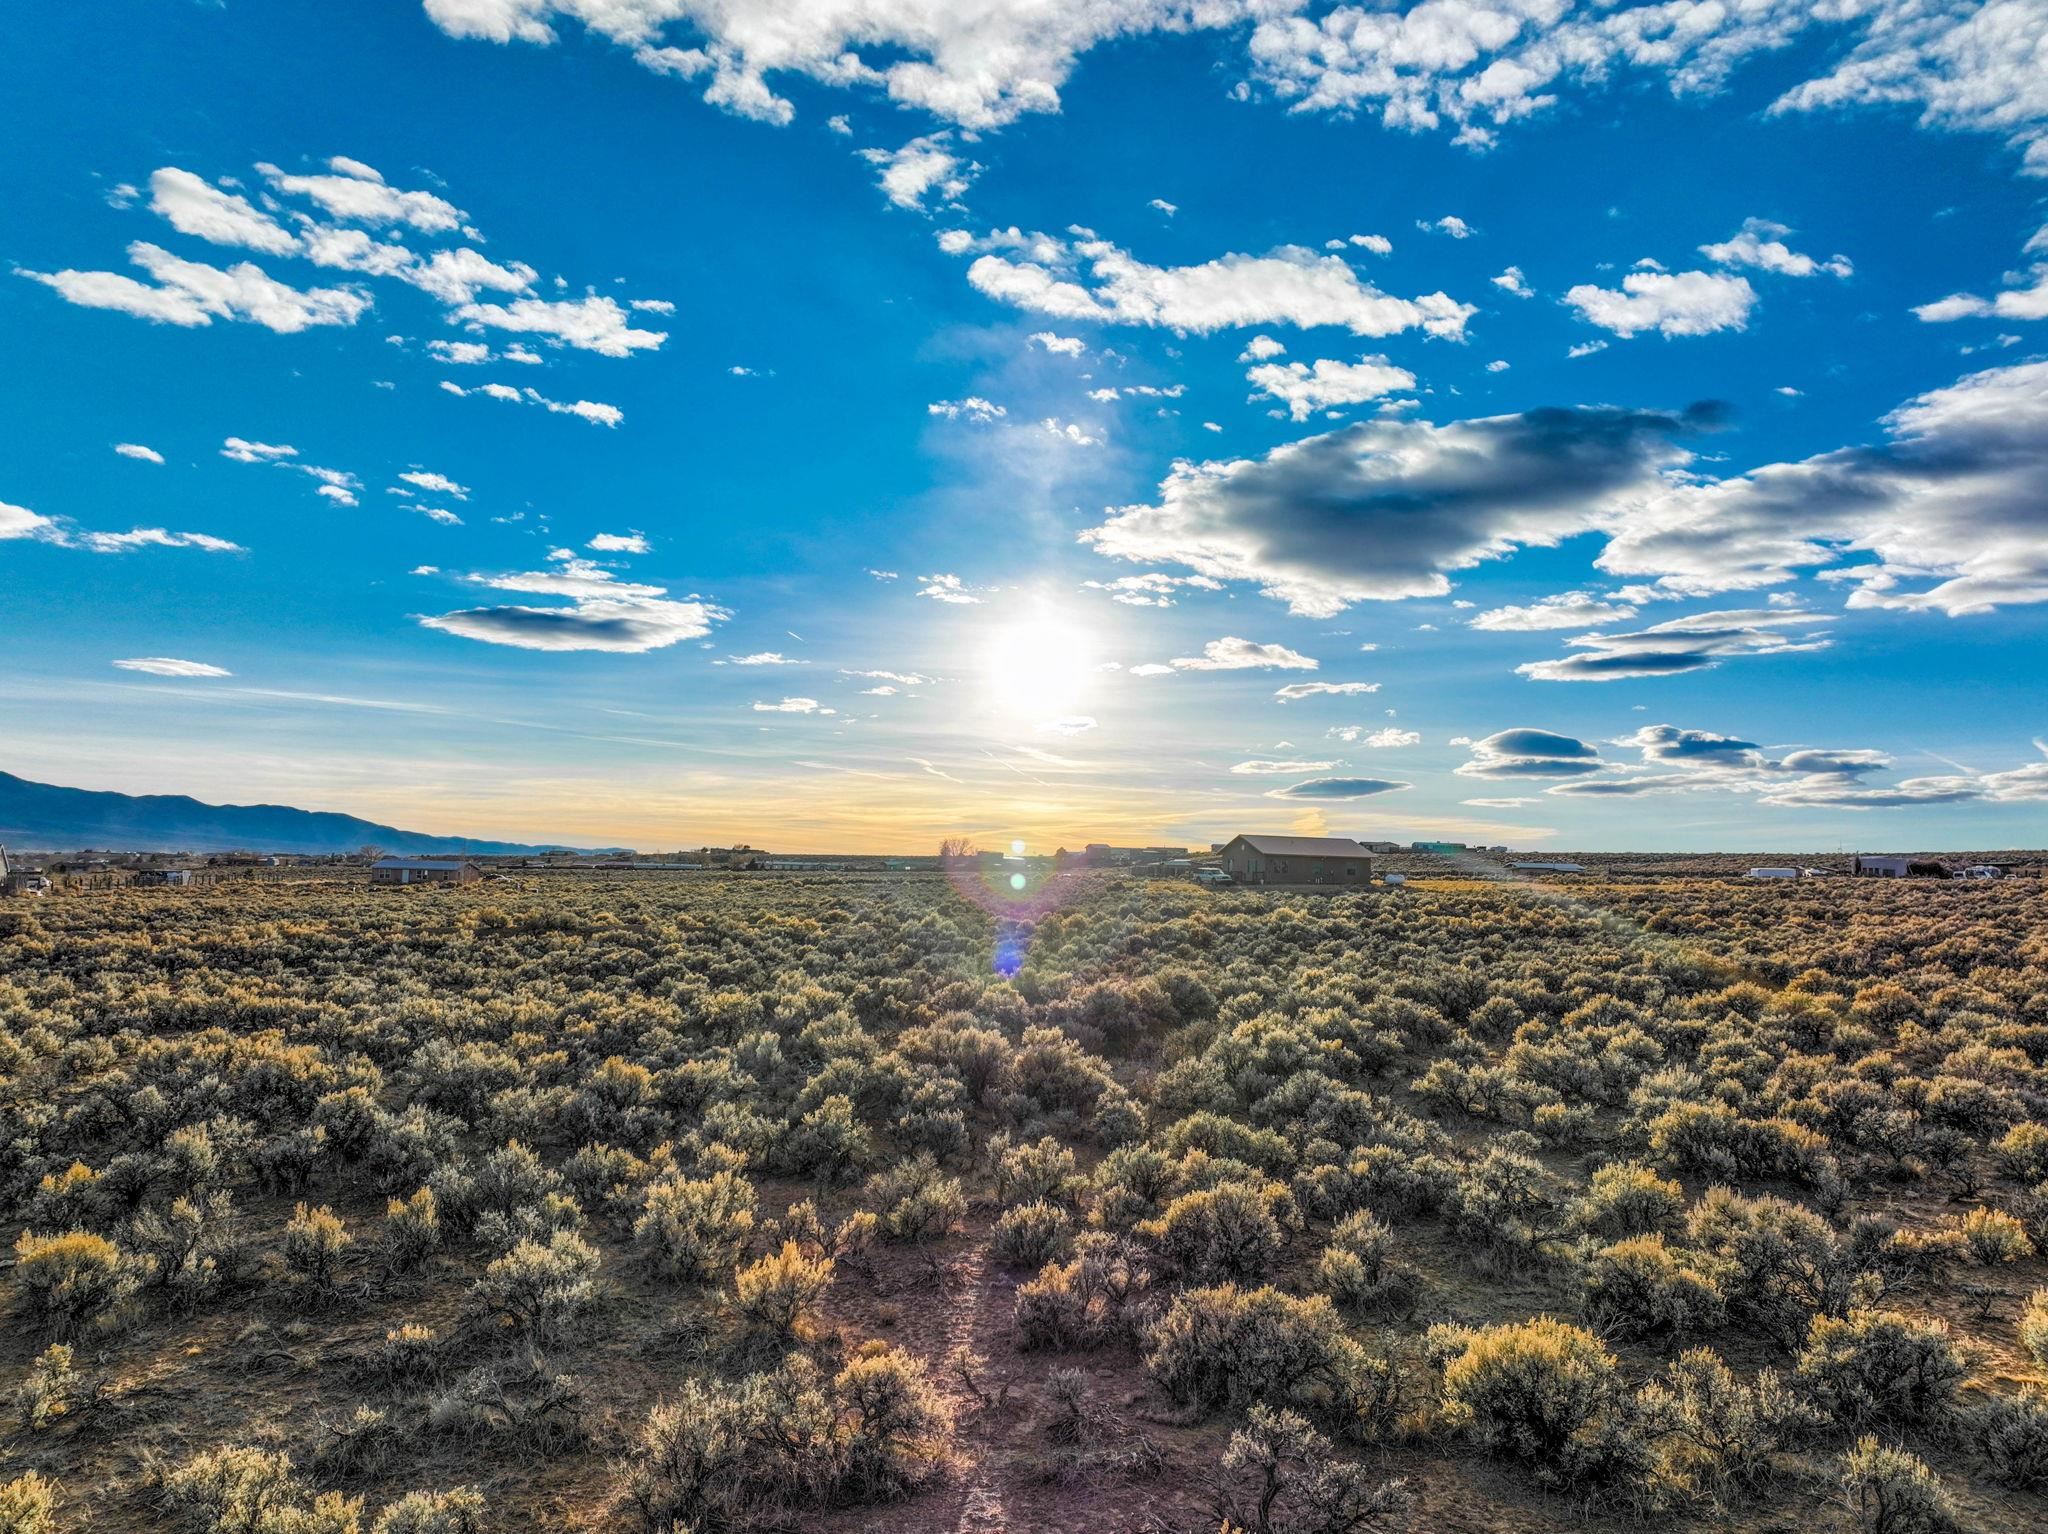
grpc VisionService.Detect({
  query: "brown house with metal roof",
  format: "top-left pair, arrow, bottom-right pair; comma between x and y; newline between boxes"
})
1218,835 -> 1375,886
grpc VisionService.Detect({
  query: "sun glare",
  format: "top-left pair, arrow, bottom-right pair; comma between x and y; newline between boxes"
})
983,613 -> 1096,729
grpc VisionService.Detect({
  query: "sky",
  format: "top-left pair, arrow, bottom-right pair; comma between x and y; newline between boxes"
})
4,0 -> 2047,855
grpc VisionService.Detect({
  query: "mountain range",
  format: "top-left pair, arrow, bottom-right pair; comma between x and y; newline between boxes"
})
0,771 -> 601,856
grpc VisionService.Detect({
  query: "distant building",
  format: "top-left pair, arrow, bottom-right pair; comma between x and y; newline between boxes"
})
1510,861 -> 1586,874
1218,835 -> 1374,887
1746,867 -> 1801,880
133,869 -> 195,887
1410,841 -> 1468,854
2,848 -> 52,897
370,857 -> 480,887
1358,840 -> 1404,854
1853,855 -> 1949,879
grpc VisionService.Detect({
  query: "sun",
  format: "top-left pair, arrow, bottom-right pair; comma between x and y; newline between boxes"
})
983,612 -> 1096,729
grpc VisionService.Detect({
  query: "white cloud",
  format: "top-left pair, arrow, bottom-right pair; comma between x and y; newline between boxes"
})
1028,331 -> 1086,355
22,242 -> 372,333
256,158 -> 464,233
424,4 -> 2048,178
1230,758 -> 1337,774
631,298 -> 676,314
1273,681 -> 1379,702
1516,609 -> 1835,682
917,573 -> 985,604
113,657 -> 232,678
5,496 -> 239,554
1347,234 -> 1392,255
1239,334 -> 1286,361
1492,265 -> 1532,298
1699,218 -> 1851,278
1469,592 -> 1640,631
428,339 -> 494,364
1038,715 -> 1096,734
730,651 -> 802,665
1171,636 -> 1318,671
958,229 -> 1476,339
1041,417 -> 1101,446
220,437 -> 297,464
114,443 -> 165,464
1360,727 -> 1421,747
1567,339 -> 1607,358
589,532 -> 650,553
928,396 -> 1006,422
1245,354 -> 1415,420
421,557 -> 727,653
1080,572 -> 1222,608
1598,361 -> 2048,616
452,294 -> 666,356
441,379 -> 624,426
1457,728 -> 1607,779
1419,216 -> 1472,238
149,167 -> 298,255
423,0 -> 1277,131
399,470 -> 470,499
1565,269 -> 1757,338
1485,359 -> 1509,372
72,528 -> 243,555
1913,224 -> 2048,323
861,133 -> 979,211
754,696 -> 834,714
1084,401 -> 1716,615
842,668 -> 933,686
1,501 -> 54,540
1266,776 -> 1409,800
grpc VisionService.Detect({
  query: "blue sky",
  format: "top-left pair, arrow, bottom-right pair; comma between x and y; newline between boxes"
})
4,0 -> 2046,852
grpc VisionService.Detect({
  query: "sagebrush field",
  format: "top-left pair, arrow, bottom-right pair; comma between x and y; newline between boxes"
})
4,872 -> 2047,1534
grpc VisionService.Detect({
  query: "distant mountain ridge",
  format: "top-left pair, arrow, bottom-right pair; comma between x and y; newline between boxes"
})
0,771 -> 602,856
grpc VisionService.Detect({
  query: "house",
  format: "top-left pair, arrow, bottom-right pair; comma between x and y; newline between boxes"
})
1411,841 -> 1468,854
2,848 -> 52,897
1358,841 -> 1404,854
1746,867 -> 1801,880
133,869 -> 195,888
1853,855 -> 1949,879
370,857 -> 481,887
1218,835 -> 1374,887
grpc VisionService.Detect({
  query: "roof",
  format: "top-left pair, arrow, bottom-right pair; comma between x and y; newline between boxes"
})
1228,835 -> 1375,857
373,857 -> 475,871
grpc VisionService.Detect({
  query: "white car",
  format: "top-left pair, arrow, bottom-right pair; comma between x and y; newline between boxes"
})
1193,867 -> 1232,885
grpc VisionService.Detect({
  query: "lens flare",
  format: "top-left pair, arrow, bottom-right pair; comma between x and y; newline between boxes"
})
942,847 -> 1090,976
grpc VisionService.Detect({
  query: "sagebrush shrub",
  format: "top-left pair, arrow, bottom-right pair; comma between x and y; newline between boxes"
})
283,1203 -> 351,1290
1793,1310 -> 1964,1428
1429,1317 -> 1649,1492
633,1170 -> 756,1282
1838,1436 -> 1959,1534
991,1200 -> 1072,1268
1211,1405 -> 1410,1534
733,1241 -> 834,1338
0,1473 -> 58,1534
12,1230 -> 132,1337
467,1231 -> 601,1341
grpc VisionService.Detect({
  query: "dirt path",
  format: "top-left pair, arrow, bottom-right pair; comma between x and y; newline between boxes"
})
939,1239 -> 1009,1534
